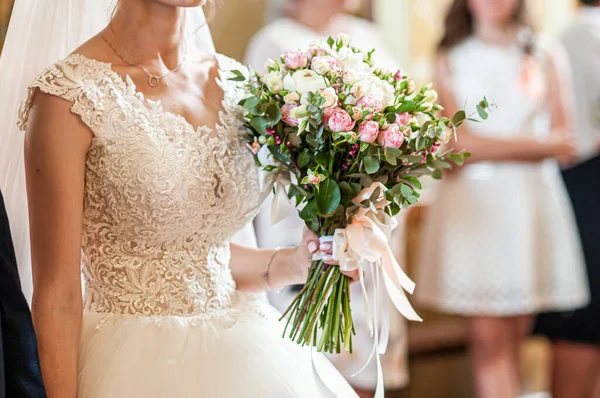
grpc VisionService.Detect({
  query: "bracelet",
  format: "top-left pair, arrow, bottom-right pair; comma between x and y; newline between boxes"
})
263,247 -> 281,291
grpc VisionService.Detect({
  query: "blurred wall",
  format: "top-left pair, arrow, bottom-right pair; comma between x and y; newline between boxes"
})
0,0 -> 13,53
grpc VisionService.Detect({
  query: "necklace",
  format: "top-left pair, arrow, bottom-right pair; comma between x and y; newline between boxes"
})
101,26 -> 188,87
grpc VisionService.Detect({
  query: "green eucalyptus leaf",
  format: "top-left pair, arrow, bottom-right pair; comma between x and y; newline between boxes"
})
297,151 -> 311,168
432,169 -> 443,180
249,116 -> 270,135
400,184 -> 413,198
451,110 -> 467,126
476,104 -> 488,120
364,156 -> 380,174
359,174 -> 374,188
243,97 -> 259,109
266,103 -> 282,126
350,182 -> 362,196
398,176 -> 422,190
339,181 -> 354,197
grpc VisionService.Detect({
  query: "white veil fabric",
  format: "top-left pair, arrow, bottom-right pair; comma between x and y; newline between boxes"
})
0,1 -> 232,303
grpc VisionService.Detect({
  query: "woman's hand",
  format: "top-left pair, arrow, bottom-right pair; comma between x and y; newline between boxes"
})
295,227 -> 361,282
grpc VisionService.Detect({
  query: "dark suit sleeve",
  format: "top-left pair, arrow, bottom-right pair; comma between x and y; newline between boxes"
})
0,191 -> 46,398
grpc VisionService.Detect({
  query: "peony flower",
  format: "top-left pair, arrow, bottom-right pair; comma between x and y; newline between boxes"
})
327,108 -> 355,133
395,112 -> 411,126
283,51 -> 309,69
284,70 -> 327,96
284,92 -> 300,105
257,145 -> 279,167
320,87 -> 338,109
281,104 -> 300,126
263,71 -> 284,92
357,95 -> 383,113
352,77 -> 395,108
378,124 -> 405,149
357,121 -> 380,143
335,47 -> 369,72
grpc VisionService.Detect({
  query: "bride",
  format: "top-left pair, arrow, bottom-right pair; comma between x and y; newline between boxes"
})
14,0 -> 360,396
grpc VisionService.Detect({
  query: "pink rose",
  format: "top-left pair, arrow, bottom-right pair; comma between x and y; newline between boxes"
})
283,51 -> 308,69
378,124 -> 405,149
327,108 -> 355,133
323,108 -> 334,125
395,112 -> 411,126
281,104 -> 300,126
357,95 -> 383,113
358,121 -> 380,143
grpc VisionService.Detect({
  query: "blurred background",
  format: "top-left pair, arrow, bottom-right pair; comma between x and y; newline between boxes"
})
0,1 -> 594,397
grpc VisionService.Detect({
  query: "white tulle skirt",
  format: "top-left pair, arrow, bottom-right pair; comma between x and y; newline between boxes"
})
77,294 -> 358,398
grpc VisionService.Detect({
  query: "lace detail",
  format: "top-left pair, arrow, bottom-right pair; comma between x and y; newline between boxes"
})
19,53 -> 264,317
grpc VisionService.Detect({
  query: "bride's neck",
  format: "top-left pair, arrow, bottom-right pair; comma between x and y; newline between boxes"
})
109,0 -> 187,68
291,2 -> 343,34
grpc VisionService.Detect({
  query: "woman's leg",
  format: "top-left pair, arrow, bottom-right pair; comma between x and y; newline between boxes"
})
551,341 -> 600,398
466,316 -> 520,398
509,315 -> 533,386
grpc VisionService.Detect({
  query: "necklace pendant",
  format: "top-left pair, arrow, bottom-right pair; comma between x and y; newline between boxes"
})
148,75 -> 160,87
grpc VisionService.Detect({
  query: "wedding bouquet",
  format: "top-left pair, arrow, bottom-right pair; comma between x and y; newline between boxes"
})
232,34 -> 489,354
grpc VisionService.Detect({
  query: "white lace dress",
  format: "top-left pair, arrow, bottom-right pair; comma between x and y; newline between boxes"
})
19,53 -> 358,398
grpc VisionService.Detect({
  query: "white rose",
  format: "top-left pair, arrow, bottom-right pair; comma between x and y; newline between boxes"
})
320,87 -> 338,109
264,58 -> 278,71
263,71 -> 284,93
257,145 -> 278,167
284,92 -> 300,104
352,77 -> 395,108
311,57 -> 331,75
284,70 -> 327,96
414,112 -> 431,126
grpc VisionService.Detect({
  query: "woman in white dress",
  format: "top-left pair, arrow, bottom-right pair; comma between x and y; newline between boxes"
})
415,0 -> 589,397
245,2 -> 408,396
19,0 -> 360,396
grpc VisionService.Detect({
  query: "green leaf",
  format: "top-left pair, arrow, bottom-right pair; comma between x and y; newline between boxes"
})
350,182 -> 362,196
451,110 -> 466,126
243,97 -> 259,109
432,169 -> 443,180
339,181 -> 354,197
229,70 -> 246,82
360,142 -> 369,152
266,104 -> 282,126
364,156 -> 380,174
483,96 -> 490,108
359,174 -> 374,188
249,117 -> 270,135
315,179 -> 341,216
386,148 -> 402,157
407,195 -> 419,204
398,176 -> 422,190
448,153 -> 465,166
327,36 -> 335,47
385,152 -> 397,166
315,152 -> 329,166
476,104 -> 488,120
429,159 -> 452,169
386,113 -> 396,124
399,155 -> 425,164
297,151 -> 311,168
268,145 -> 290,165
420,120 -> 431,133
396,101 -> 416,113
375,175 -> 388,184
299,199 -> 318,221
400,184 -> 413,198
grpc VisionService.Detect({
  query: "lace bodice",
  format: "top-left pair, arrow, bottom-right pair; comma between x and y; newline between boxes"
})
19,54 -> 264,317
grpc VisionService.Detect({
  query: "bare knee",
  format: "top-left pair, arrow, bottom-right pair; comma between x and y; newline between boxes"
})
467,317 -> 510,361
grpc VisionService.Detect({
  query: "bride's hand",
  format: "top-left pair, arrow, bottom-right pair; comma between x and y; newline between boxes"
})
292,227 -> 361,283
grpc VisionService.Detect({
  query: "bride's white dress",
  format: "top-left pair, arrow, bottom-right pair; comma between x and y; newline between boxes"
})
18,53 -> 358,398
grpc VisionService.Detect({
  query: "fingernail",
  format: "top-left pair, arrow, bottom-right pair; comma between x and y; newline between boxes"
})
308,242 -> 317,253
321,243 -> 331,251
323,255 -> 333,262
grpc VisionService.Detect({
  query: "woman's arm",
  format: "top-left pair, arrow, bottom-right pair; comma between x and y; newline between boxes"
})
25,92 -> 92,398
230,228 -> 358,292
435,52 -> 575,164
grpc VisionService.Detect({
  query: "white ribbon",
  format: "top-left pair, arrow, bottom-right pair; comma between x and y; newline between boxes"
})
263,169 -> 296,225
312,182 -> 422,398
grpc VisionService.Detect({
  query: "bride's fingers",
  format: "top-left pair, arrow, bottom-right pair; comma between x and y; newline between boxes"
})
341,269 -> 361,282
